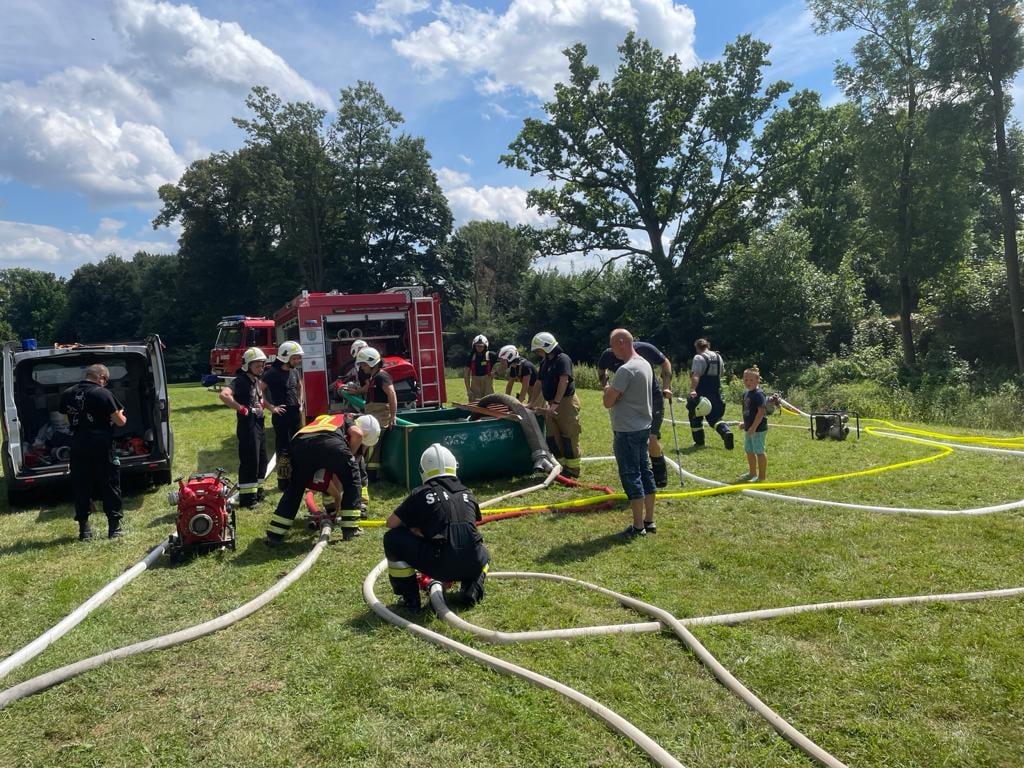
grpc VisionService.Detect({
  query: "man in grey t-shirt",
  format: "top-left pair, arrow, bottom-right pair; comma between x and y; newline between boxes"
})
603,328 -> 657,538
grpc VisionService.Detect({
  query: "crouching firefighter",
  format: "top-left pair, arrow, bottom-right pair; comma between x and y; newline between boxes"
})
220,347 -> 270,506
687,338 -> 734,450
384,444 -> 490,611
265,413 -> 381,545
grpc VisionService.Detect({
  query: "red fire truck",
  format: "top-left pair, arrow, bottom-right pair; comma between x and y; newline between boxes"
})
273,287 -> 446,419
207,316 -> 277,385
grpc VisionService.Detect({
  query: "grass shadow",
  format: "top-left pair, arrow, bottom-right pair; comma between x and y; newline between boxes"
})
228,536 -> 310,567
537,530 -> 635,565
196,434 -> 239,478
0,534 -> 78,556
168,401 -> 224,415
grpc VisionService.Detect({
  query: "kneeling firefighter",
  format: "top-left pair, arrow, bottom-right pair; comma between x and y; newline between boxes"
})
265,413 -> 381,544
384,444 -> 490,610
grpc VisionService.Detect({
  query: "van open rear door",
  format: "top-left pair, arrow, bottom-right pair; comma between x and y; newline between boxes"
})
2,341 -> 24,488
147,335 -> 173,467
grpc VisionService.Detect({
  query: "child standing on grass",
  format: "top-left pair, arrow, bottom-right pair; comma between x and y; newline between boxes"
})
741,366 -> 768,482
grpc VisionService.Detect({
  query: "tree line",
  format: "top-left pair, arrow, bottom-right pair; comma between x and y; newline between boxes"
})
2,0 -> 1022,411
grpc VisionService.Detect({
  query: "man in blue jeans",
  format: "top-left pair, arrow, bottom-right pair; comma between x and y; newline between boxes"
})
602,328 -> 657,538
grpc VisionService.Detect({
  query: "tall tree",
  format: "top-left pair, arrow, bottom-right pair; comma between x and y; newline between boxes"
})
0,269 -> 67,344
451,221 -> 537,322
502,33 -> 813,359
59,255 -> 144,342
810,0 -> 957,368
933,0 -> 1024,372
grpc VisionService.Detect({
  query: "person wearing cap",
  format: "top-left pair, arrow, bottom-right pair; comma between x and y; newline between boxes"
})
220,347 -> 269,507
383,443 -> 490,611
356,346 -> 397,480
598,339 -> 673,487
59,364 -> 128,540
265,413 -> 380,545
464,334 -> 498,401
262,340 -> 305,491
688,338 -> 734,450
527,331 -> 582,478
497,344 -> 537,403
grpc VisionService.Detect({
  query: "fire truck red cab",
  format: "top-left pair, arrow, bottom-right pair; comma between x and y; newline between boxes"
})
208,316 -> 277,384
274,288 -> 446,419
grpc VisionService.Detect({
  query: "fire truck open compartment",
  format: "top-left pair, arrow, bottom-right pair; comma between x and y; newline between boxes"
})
322,314 -> 410,382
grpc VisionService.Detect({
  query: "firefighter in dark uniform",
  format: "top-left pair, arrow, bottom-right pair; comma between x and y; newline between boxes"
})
384,443 -> 490,610
355,346 -> 397,481
598,341 -> 674,486
219,347 -> 269,506
262,341 -> 304,491
464,334 -> 498,401
528,331 -> 582,477
265,413 -> 380,544
498,344 -> 538,402
687,338 -> 734,450
59,363 -> 127,540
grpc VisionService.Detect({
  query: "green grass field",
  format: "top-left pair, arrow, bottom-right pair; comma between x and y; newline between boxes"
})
1,380 -> 1023,767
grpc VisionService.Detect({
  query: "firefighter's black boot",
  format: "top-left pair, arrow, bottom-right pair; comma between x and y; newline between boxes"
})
460,566 -> 488,606
390,576 -> 421,611
78,521 -> 94,541
717,423 -> 734,450
650,455 -> 668,488
107,518 -> 124,539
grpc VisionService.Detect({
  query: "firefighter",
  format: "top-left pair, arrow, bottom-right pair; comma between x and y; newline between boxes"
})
498,344 -> 537,403
384,443 -> 490,611
265,413 -> 381,544
687,338 -> 734,450
527,332 -> 582,478
356,346 -> 398,480
598,340 -> 674,487
262,341 -> 304,491
59,364 -> 127,540
219,347 -> 269,507
464,334 -> 498,401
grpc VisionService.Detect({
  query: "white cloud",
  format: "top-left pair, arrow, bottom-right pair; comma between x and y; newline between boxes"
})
0,219 -> 176,274
435,166 -> 471,188
457,153 -> 473,165
0,67 -> 184,202
355,0 -> 431,35
389,0 -> 697,98
112,0 -> 330,106
445,183 -> 552,228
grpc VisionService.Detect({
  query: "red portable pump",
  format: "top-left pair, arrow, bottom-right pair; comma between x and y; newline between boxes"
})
166,469 -> 237,559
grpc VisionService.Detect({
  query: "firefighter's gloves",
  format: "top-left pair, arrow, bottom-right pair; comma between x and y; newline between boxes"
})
238,406 -> 249,417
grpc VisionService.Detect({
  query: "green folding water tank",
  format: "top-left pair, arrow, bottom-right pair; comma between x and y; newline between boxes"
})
380,407 -> 546,488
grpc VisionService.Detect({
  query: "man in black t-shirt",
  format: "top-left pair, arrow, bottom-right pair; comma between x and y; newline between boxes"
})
598,340 -> 674,487
59,364 -> 127,540
384,444 -> 490,611
497,344 -> 537,402
528,331 -> 582,477
355,347 -> 397,481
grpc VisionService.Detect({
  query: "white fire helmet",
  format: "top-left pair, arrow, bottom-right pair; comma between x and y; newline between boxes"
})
276,340 -> 304,363
531,332 -> 558,353
242,347 -> 267,371
472,334 -> 488,347
350,339 -> 368,357
355,347 -> 382,368
694,396 -> 712,417
498,344 -> 518,363
420,442 -> 458,482
353,415 -> 382,447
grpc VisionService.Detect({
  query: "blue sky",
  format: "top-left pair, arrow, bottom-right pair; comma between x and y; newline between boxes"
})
0,0 -> 1013,277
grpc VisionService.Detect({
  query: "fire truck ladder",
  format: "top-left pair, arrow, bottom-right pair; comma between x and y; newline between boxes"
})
411,297 -> 444,406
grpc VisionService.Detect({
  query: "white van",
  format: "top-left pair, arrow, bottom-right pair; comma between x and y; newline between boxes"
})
1,337 -> 174,505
